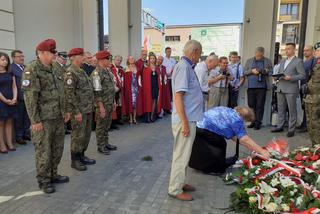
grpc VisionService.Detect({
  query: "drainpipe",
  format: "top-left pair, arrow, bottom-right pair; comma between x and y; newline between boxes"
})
97,0 -> 104,50
298,0 -> 309,58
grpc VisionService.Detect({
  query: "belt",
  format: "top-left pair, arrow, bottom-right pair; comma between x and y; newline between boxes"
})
202,91 -> 209,95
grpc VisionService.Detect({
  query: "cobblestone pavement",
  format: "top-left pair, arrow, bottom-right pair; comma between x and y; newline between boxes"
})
0,116 -> 311,214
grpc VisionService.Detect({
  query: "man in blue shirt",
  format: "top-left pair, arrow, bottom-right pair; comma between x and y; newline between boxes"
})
189,106 -> 270,174
168,40 -> 203,201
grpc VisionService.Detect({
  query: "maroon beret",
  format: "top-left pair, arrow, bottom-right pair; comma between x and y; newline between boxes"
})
95,50 -> 111,60
68,48 -> 84,58
36,39 -> 57,54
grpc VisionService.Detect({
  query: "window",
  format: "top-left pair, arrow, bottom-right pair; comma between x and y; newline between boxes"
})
280,3 -> 299,20
165,36 -> 180,42
282,24 -> 300,44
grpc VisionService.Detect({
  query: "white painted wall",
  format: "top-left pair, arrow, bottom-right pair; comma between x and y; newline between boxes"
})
305,0 -> 320,46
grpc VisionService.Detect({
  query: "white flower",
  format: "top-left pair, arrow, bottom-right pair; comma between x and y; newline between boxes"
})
259,181 -> 278,194
295,195 -> 303,206
312,160 -> 320,169
297,147 -> 309,152
290,191 -> 295,196
271,178 -> 280,187
265,202 -> 277,212
255,169 -> 261,175
246,186 -> 258,194
274,196 -> 283,204
280,176 -> 296,188
262,161 -> 274,168
249,196 -> 257,203
281,204 -> 290,212
305,167 -> 315,174
244,170 -> 249,176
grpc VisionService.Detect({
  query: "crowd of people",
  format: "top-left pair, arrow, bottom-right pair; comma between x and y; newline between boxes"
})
0,37 -> 319,197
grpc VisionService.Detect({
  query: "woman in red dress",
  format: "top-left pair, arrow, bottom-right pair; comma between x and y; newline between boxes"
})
123,56 -> 143,124
157,56 -> 171,114
142,53 -> 162,123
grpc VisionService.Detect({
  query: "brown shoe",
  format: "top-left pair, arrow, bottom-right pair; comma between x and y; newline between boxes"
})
170,192 -> 193,201
182,184 -> 196,192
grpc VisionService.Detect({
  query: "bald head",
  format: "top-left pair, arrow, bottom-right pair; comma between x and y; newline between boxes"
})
183,40 -> 202,64
205,55 -> 219,70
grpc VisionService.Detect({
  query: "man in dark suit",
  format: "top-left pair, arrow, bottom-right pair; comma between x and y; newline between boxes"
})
11,50 -> 30,144
271,43 -> 305,137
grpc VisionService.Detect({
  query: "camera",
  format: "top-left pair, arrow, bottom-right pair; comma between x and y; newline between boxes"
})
222,70 -> 230,76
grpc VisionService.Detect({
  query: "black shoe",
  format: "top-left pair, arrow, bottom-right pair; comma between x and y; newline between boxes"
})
80,153 -> 96,165
271,128 -> 284,133
105,143 -> 117,151
16,138 -> 27,145
71,160 -> 87,171
287,131 -> 295,137
65,130 -> 71,135
247,122 -> 255,128
116,120 -> 124,125
23,135 -> 31,141
39,182 -> 55,194
98,147 -> 111,155
297,127 -> 307,133
110,123 -> 119,130
254,123 -> 261,130
51,175 -> 70,184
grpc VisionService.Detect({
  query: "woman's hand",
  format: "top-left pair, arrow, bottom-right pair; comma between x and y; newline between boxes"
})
75,113 -> 82,123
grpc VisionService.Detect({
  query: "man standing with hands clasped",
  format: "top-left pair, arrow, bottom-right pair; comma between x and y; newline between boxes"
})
168,40 -> 203,201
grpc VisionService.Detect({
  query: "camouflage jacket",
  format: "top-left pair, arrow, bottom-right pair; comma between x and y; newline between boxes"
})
64,64 -> 94,114
305,62 -> 320,104
90,66 -> 115,107
22,60 -> 65,124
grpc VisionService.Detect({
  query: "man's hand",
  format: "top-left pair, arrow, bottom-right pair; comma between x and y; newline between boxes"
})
252,69 -> 259,75
64,113 -> 71,123
99,106 -> 106,119
283,75 -> 291,81
75,113 -> 82,123
260,149 -> 271,159
32,122 -> 43,132
182,121 -> 190,137
218,74 -> 226,80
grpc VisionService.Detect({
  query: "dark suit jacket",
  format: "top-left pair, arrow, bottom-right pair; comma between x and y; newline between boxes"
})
10,63 -> 24,101
276,56 -> 305,94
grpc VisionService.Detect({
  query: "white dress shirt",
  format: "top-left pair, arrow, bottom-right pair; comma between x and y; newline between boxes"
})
194,61 -> 209,92
284,55 -> 295,70
162,56 -> 176,79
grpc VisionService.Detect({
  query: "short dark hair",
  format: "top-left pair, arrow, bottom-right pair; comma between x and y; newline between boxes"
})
219,56 -> 228,62
0,52 -> 11,71
11,50 -> 23,58
165,47 -> 171,51
286,43 -> 296,48
229,51 -> 238,56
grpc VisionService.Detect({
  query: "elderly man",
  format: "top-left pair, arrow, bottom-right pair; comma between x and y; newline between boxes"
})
163,47 -> 177,100
82,51 -> 96,77
228,51 -> 245,108
22,39 -> 69,194
65,48 -> 96,171
244,47 -> 273,130
207,56 -> 234,109
305,42 -> 320,146
136,49 -> 148,77
271,43 -> 305,137
10,50 -> 31,145
168,40 -> 203,201
298,45 -> 317,132
189,106 -> 270,174
195,55 -> 219,111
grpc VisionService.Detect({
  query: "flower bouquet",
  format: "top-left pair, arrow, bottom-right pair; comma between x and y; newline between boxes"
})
224,140 -> 320,214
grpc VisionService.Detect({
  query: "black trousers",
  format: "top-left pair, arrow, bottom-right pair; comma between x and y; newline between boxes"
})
189,127 -> 227,173
228,86 -> 239,108
247,88 -> 267,125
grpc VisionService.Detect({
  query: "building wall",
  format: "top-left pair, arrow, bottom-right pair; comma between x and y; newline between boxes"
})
13,0 -> 99,63
165,27 -> 191,57
0,0 -> 15,55
305,0 -> 320,46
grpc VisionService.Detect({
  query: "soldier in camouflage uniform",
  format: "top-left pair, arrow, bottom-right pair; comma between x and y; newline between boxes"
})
22,39 -> 70,194
305,42 -> 320,146
64,48 -> 96,171
91,50 -> 116,155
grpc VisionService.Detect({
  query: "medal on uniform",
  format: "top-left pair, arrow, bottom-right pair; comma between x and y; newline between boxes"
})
67,78 -> 73,85
93,71 -> 102,91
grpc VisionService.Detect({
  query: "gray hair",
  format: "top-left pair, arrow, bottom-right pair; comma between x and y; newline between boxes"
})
304,45 -> 314,51
183,40 -> 202,55
205,55 -> 218,62
114,55 -> 123,60
255,47 -> 265,54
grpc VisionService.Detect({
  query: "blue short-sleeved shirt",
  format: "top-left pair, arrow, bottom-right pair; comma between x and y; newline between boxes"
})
228,63 -> 244,87
171,57 -> 203,124
197,106 -> 247,139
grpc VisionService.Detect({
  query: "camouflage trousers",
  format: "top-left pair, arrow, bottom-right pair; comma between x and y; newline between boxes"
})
96,104 -> 113,149
31,118 -> 64,184
71,112 -> 92,153
305,103 -> 320,146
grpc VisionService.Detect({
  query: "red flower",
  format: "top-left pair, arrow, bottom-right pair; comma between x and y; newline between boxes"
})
295,153 -> 303,161
239,174 -> 243,184
290,202 -> 300,212
281,169 -> 291,176
310,155 -> 319,161
252,158 -> 261,165
273,191 -> 280,197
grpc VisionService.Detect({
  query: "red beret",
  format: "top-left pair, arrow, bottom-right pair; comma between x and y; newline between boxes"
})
95,50 -> 111,60
36,39 -> 57,54
68,48 -> 84,58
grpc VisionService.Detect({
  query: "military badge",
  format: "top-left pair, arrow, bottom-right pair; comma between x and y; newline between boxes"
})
22,79 -> 30,87
67,79 -> 73,85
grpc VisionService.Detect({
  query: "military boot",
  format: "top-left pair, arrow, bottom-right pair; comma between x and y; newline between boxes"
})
71,153 -> 87,171
39,182 -> 55,194
80,151 -> 96,165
